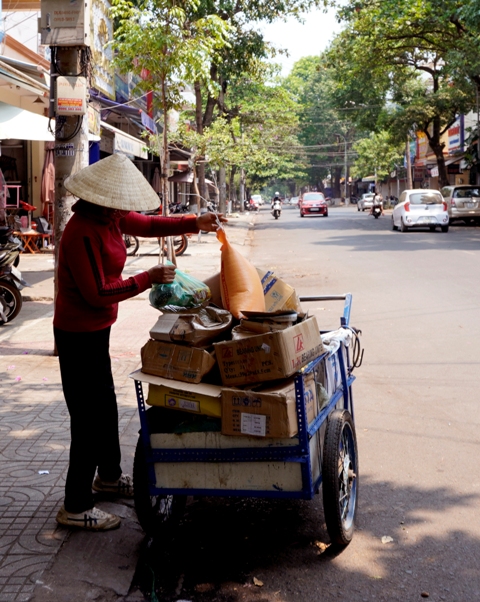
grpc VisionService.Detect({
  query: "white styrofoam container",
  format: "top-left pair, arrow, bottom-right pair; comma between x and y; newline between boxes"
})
150,429 -> 321,493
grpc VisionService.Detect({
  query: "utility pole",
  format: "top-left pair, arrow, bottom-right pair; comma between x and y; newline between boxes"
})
40,1 -> 91,353
406,136 -> 413,189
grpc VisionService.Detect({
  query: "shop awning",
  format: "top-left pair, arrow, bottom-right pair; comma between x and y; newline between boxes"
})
0,101 -> 54,141
168,171 -> 218,192
100,121 -> 148,159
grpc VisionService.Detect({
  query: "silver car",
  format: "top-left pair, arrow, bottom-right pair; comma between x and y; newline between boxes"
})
357,193 -> 375,211
440,185 -> 480,224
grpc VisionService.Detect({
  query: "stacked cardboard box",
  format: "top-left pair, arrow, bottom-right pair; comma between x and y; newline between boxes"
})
140,271 -> 326,438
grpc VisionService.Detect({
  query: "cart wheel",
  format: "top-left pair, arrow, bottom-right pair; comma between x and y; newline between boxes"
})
322,409 -> 358,548
133,435 -> 186,534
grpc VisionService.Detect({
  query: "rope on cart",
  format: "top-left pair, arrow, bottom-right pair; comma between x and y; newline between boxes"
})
347,326 -> 364,370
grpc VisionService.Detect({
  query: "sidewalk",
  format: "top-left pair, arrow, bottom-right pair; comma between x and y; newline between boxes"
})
0,213 -> 256,602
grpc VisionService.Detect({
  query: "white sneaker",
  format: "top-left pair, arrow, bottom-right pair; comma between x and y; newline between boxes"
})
92,473 -> 134,497
56,505 -> 121,531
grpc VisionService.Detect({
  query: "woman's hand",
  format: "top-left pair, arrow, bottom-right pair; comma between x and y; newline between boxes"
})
148,264 -> 176,284
196,212 -> 228,232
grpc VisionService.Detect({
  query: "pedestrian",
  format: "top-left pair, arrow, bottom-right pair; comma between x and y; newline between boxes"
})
54,154 -> 226,531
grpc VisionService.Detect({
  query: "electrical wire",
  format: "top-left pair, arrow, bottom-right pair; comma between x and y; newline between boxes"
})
346,326 -> 364,371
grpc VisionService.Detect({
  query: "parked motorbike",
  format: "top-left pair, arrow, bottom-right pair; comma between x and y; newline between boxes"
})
271,200 -> 282,219
245,199 -> 259,212
371,204 -> 382,219
0,227 -> 28,324
0,226 -> 23,267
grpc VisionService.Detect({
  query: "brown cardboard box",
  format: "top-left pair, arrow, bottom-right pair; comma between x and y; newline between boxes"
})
141,339 -> 215,384
214,316 -> 324,387
146,376 -> 223,418
221,373 -> 317,438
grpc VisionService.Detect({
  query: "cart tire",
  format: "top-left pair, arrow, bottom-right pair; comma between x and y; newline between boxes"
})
322,409 -> 358,548
133,435 -> 187,534
123,234 -> 139,256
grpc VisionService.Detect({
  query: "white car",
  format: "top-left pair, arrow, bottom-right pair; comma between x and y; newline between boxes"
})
357,193 -> 375,211
392,189 -> 449,232
290,196 -> 299,205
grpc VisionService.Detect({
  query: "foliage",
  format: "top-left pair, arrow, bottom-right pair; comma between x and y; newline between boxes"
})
328,0 -> 479,185
352,131 -> 404,182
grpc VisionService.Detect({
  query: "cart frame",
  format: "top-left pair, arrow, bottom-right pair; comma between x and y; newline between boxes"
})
132,294 -> 359,543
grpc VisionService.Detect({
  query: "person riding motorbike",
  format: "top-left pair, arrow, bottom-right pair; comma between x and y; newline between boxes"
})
370,193 -> 384,216
271,192 -> 282,210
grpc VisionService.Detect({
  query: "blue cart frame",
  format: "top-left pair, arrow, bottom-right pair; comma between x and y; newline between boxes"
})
132,294 -> 359,545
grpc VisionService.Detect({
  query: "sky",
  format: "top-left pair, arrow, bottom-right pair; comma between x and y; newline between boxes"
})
259,7 -> 344,77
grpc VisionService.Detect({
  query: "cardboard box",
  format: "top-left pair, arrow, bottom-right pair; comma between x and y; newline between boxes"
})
146,376 -> 222,418
221,373 -> 317,438
214,316 -> 325,387
256,268 -> 303,314
141,339 -> 215,384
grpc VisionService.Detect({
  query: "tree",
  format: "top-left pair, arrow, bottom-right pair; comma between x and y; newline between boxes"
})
328,0 -> 479,186
352,131 -> 404,192
111,0 -> 231,210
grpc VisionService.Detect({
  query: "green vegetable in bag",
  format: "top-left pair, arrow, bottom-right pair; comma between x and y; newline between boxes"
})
149,263 -> 211,311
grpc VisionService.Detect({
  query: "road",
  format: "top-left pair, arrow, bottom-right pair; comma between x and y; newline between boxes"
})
140,204 -> 480,602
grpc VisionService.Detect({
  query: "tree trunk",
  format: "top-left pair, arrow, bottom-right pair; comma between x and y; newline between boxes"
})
425,120 -> 449,188
219,166 -> 226,214
194,80 -> 207,209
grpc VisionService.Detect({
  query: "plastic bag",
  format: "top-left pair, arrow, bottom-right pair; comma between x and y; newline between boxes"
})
149,263 -> 211,311
216,227 -> 265,319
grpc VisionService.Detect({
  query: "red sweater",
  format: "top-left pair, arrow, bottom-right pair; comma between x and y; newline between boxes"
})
53,203 -> 199,332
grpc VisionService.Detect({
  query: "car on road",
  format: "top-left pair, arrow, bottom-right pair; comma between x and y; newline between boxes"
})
289,196 -> 299,205
299,192 -> 328,217
392,189 -> 449,232
440,185 -> 480,225
357,193 -> 375,212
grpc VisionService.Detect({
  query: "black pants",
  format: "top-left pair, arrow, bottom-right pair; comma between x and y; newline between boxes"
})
54,326 -> 122,513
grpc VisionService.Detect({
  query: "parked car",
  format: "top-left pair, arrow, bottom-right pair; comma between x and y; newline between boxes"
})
440,185 -> 480,224
251,194 -> 264,206
289,196 -> 299,205
299,192 -> 328,217
357,193 -> 375,212
392,189 -> 449,232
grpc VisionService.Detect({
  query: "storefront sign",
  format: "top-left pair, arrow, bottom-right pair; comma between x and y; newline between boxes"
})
430,166 -> 439,178
447,163 -> 461,174
448,116 -> 464,153
114,131 -> 148,159
88,105 -> 101,136
413,166 -> 424,181
141,111 -> 157,134
90,0 -> 115,99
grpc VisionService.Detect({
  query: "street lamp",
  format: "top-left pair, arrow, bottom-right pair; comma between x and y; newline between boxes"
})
335,133 -> 349,204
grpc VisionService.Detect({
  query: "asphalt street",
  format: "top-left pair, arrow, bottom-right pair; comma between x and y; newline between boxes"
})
2,205 -> 480,601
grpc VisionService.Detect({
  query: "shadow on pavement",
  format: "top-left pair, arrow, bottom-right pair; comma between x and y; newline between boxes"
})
133,476 -> 479,601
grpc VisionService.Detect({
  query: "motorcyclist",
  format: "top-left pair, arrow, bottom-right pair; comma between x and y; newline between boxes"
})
370,192 -> 384,216
271,192 -> 282,210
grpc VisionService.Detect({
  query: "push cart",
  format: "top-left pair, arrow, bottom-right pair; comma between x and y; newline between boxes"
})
130,294 -> 362,548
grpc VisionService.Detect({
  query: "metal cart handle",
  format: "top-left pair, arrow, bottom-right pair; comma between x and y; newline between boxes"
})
298,293 -> 352,327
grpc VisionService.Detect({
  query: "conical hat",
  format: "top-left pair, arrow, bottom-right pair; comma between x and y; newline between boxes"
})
64,154 -> 160,211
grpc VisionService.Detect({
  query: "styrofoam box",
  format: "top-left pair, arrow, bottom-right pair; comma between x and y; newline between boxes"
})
150,429 -> 321,492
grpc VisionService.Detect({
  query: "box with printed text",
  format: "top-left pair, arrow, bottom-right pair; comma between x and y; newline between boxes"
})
221,373 -> 318,438
213,316 -> 324,387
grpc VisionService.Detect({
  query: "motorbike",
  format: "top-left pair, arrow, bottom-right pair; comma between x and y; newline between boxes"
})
371,204 -> 382,219
245,199 -> 259,212
0,227 -> 28,324
271,200 -> 282,219
0,226 -> 23,267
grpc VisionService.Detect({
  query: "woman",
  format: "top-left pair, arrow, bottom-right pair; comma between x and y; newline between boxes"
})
54,153 -> 226,531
